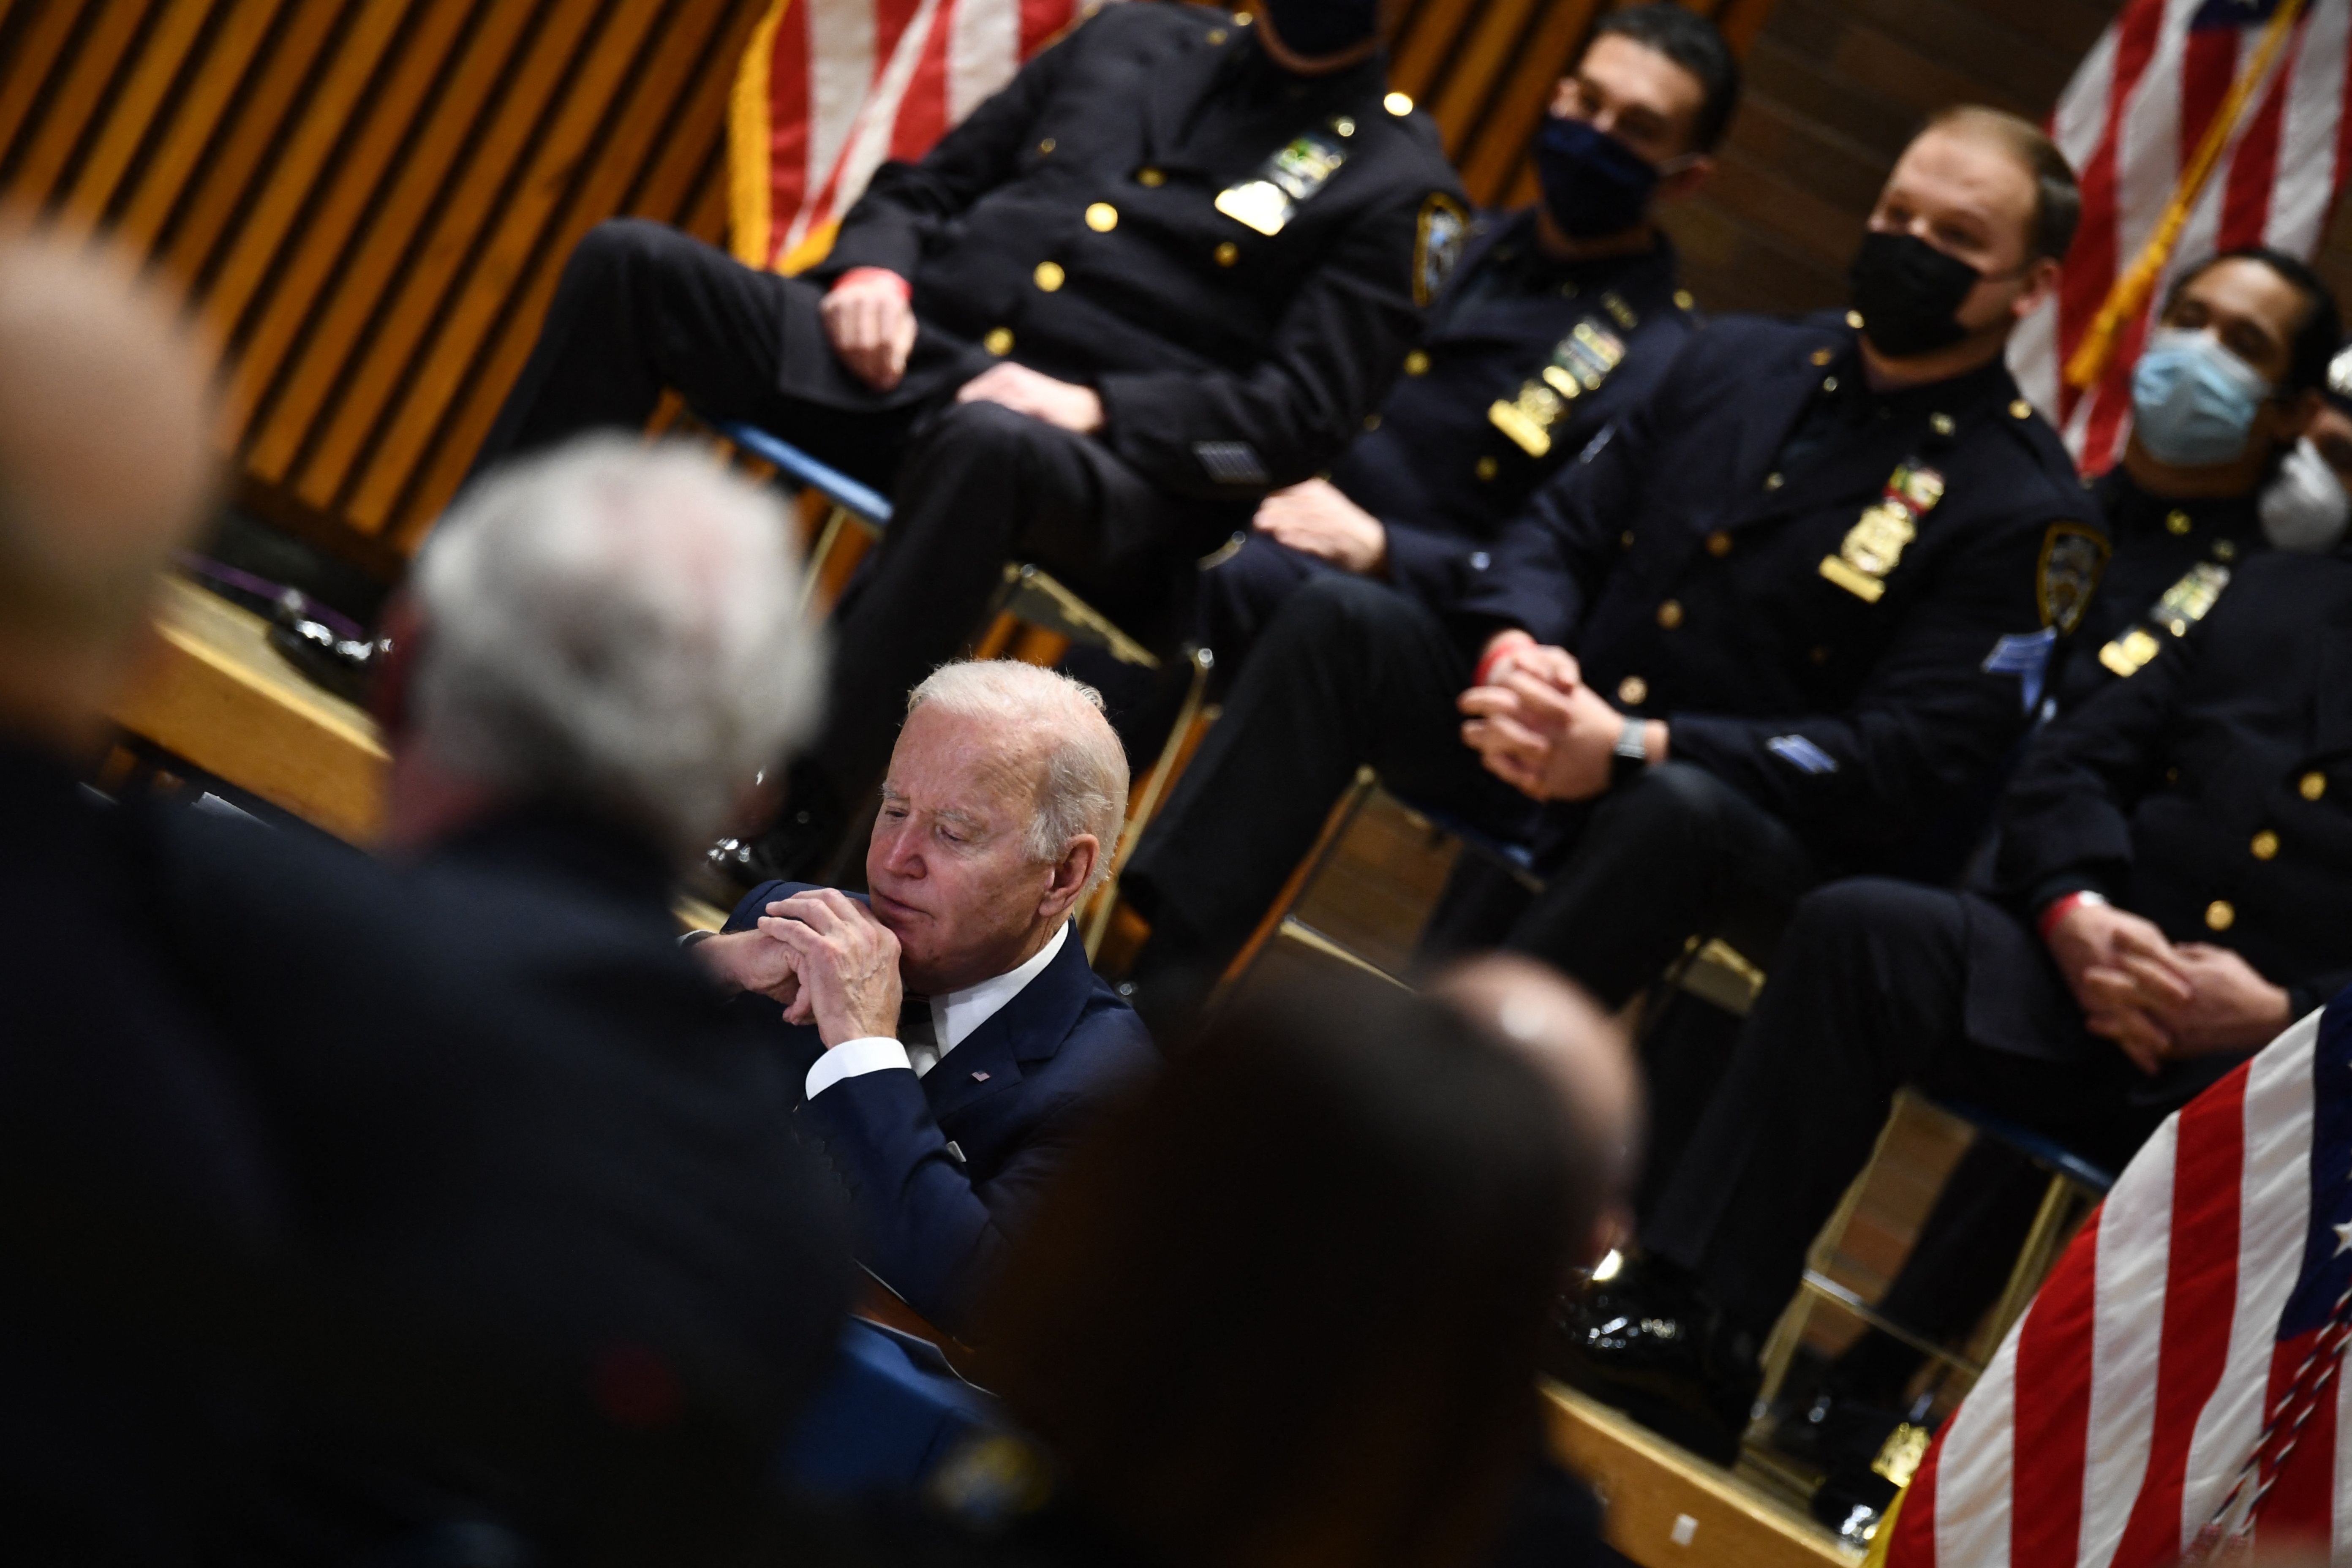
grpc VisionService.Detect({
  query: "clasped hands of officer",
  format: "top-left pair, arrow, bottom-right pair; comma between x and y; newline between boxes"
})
820,268 -> 1103,432
2044,898 -> 2291,1075
697,889 -> 909,1048
1457,628 -> 1668,802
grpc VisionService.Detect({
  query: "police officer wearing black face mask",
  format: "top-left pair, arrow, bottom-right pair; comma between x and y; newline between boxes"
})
468,0 -> 1465,886
1193,4 -> 1736,673
1117,106 -> 2099,1036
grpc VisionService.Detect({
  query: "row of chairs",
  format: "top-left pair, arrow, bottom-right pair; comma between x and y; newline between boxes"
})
718,416 -> 2114,1486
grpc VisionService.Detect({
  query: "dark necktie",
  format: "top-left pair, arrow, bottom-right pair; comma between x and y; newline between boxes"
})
900,996 -> 940,1078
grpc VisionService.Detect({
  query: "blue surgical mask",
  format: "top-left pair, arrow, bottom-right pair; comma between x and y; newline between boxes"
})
2131,327 -> 2274,467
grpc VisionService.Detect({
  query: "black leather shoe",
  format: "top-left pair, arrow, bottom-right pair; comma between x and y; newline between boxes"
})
1808,1416 -> 1932,1548
1546,1258 -> 1761,1467
267,591 -> 389,706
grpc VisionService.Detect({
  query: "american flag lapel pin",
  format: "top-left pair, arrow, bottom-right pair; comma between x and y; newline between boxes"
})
972,1070 -> 990,1081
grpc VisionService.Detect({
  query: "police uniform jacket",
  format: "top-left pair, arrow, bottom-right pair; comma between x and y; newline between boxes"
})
1328,210 -> 1692,604
726,881 -> 1156,1339
1449,312 -> 2102,874
2052,467 -> 2264,712
800,3 -> 1466,501
1991,550 -> 2352,1084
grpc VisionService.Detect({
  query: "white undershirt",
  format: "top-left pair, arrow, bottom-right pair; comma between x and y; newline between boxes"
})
804,922 -> 1070,1100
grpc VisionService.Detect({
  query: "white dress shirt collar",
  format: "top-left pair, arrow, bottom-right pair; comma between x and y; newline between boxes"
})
930,920 -> 1069,1057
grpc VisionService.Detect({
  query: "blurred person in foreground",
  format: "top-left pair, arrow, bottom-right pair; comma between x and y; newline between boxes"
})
836,964 -> 1637,1568
694,661 -> 1156,1340
0,221 -> 284,1562
158,438 -> 853,1561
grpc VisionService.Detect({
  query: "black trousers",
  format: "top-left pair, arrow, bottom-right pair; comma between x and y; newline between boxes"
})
1640,877 -> 2171,1342
476,219 -> 1237,806
1122,574 -> 1816,1010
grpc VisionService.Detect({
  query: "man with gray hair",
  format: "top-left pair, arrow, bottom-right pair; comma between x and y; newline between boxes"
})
695,659 -> 1157,1337
159,436 -> 852,1557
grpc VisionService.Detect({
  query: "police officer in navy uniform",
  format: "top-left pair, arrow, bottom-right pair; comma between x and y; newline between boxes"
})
470,0 -> 1466,884
1195,4 -> 1736,671
1760,247 -> 2347,1531
2053,248 -> 2340,711
1563,539 -> 2352,1475
1118,106 -> 2099,1029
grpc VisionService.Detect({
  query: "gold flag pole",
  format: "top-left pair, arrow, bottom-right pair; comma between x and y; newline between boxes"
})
2063,0 -> 2308,392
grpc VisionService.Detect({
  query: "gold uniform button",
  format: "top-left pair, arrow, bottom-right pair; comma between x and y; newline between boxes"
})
2205,899 -> 2236,932
1823,375 -> 1839,393
1086,203 -> 1119,232
2303,770 -> 2328,800
1384,91 -> 1413,116
1403,349 -> 1430,376
2167,509 -> 2192,536
1214,241 -> 1239,267
983,327 -> 1013,356
1811,348 -> 1834,366
1136,167 -> 1165,188
1037,137 -> 1056,155
2252,830 -> 2281,860
1619,530 -> 1635,549
1930,412 -> 1955,437
2010,398 -> 2033,419
1032,261 -> 1065,291
2215,538 -> 2238,562
1206,26 -> 1227,42
1846,310 -> 1865,329
1705,531 -> 1732,557
1764,471 -> 1784,490
1673,289 -> 1695,310
1474,455 -> 1499,481
1657,600 -> 1684,629
1363,413 -> 1380,431
1617,675 -> 1649,707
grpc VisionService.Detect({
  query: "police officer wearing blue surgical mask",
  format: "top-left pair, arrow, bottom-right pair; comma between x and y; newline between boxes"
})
1192,4 -> 1737,675
2054,249 -> 2341,711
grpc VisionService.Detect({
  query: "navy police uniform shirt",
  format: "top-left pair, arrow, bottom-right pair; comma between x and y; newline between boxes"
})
1450,311 -> 2106,875
800,4 -> 1468,503
2052,466 -> 2265,713
1198,210 -> 1694,653
1988,547 -> 2352,1097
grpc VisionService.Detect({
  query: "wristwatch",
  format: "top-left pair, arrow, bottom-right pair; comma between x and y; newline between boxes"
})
1610,713 -> 1650,789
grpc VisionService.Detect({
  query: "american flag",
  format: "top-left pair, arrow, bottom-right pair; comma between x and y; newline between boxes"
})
727,0 -> 1120,276
2009,0 -> 2352,471
1877,994 -> 2352,1566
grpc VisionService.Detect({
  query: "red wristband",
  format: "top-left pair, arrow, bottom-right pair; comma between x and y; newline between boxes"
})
2037,889 -> 2108,941
1473,634 -> 1532,689
832,267 -> 910,302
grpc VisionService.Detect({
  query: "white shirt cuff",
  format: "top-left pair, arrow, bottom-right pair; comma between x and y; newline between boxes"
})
806,1035 -> 914,1100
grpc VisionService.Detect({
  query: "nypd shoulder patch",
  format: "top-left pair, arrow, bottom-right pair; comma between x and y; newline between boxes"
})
1413,192 -> 1470,308
2037,521 -> 2108,634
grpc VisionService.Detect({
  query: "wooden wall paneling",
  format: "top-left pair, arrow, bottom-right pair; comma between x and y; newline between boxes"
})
0,1 -> 100,179
334,0 -> 712,532
1428,0 -> 1546,158
202,0 -> 437,410
251,0 -> 589,500
382,0 -> 769,549
1388,0 -> 1479,106
1455,0 -> 1600,204
55,0 -> 218,229
109,0 -> 291,251
156,0 -> 345,288
6,0 -> 155,201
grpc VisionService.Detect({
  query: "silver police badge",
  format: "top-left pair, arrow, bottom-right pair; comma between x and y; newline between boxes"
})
1414,193 -> 1469,307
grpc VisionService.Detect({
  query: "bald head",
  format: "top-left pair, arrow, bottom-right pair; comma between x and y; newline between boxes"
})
0,221 -> 217,749
1431,954 -> 1642,1263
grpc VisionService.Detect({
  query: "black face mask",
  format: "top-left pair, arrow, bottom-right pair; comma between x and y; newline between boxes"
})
1533,116 -> 1659,240
1846,230 -> 1982,358
1257,0 -> 1379,60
